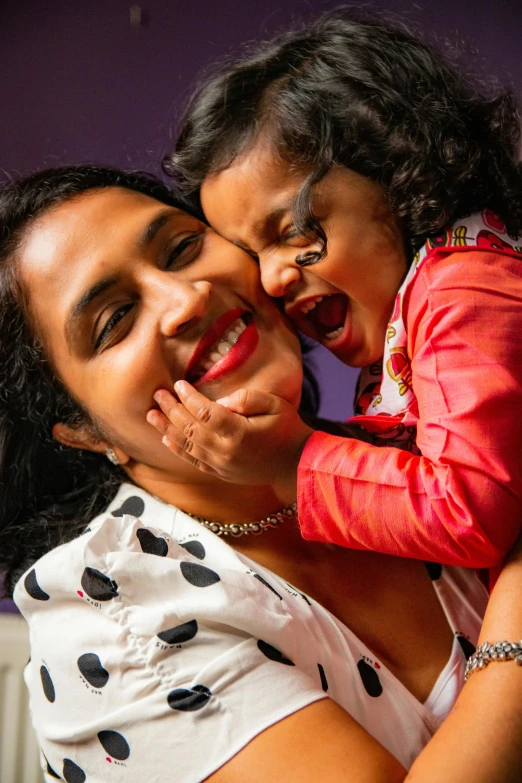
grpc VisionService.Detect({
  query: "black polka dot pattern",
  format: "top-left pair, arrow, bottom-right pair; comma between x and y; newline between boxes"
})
157,619 -> 198,645
180,561 -> 220,587
357,659 -> 383,697
167,684 -> 212,712
180,540 -> 206,560
457,635 -> 476,660
77,653 -> 109,688
111,496 -> 145,517
20,484 -> 487,776
253,573 -> 283,600
81,567 -> 118,601
257,640 -> 294,666
285,582 -> 311,605
24,569 -> 50,601
424,562 -> 443,580
318,663 -> 328,692
98,730 -> 130,760
40,665 -> 55,703
63,758 -> 86,783
44,755 -> 60,779
136,528 -> 168,557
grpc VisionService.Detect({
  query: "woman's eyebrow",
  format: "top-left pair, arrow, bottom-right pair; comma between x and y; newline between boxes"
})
137,209 -> 174,251
65,274 -> 120,348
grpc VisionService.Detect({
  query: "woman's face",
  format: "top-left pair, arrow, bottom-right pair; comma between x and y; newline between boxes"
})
18,187 -> 302,478
201,143 -> 408,367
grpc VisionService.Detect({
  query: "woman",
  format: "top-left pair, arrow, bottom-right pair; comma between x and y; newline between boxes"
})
0,165 -> 520,783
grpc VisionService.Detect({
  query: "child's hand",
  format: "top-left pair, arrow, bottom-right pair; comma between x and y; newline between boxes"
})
146,381 -> 313,500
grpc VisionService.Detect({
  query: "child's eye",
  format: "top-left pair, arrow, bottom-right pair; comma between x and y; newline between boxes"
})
94,303 -> 134,351
165,232 -> 204,269
282,225 -> 308,246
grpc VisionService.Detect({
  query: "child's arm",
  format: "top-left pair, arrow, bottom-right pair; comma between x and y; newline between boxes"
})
147,384 -> 314,504
149,249 -> 522,569
299,249 -> 522,568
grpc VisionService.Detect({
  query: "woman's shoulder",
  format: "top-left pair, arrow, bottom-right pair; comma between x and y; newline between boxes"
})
14,484 -> 291,632
15,484 -> 326,782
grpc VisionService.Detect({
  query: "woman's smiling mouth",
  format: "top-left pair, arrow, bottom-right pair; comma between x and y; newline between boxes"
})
185,307 -> 259,387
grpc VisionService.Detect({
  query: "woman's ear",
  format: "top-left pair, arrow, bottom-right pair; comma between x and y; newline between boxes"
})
52,422 -> 130,465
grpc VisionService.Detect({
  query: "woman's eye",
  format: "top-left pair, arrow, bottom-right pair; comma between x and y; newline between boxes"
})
165,232 -> 204,269
95,304 -> 134,351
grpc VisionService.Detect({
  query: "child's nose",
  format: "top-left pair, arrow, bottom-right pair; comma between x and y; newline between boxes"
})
260,253 -> 300,298
159,280 -> 212,337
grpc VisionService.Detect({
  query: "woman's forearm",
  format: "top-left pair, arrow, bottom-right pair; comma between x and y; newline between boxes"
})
406,555 -> 522,782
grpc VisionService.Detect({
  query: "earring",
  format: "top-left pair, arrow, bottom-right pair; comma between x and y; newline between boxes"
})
105,448 -> 120,465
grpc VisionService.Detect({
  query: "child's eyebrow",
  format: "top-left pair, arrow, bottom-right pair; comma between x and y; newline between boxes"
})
252,204 -> 293,238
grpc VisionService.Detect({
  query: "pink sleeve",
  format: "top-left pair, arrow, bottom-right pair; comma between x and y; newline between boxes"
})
298,250 -> 522,568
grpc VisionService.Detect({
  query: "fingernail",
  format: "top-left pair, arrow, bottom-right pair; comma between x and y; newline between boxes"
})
174,380 -> 187,396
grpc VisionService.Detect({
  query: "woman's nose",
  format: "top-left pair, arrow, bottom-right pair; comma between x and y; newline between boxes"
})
259,252 -> 301,298
159,280 -> 212,337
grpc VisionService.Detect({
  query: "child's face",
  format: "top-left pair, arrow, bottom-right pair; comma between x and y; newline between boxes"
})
201,143 -> 408,367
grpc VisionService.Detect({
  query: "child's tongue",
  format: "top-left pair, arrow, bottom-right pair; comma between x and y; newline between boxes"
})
312,294 -> 348,334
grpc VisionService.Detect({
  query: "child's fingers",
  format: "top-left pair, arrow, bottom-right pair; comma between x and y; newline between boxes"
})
161,435 -> 219,475
173,381 -> 245,438
146,407 -> 171,436
216,388 -> 282,417
147,406 -> 221,470
149,393 -> 219,451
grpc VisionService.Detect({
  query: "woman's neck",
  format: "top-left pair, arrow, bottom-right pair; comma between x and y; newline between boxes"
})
125,462 -> 291,525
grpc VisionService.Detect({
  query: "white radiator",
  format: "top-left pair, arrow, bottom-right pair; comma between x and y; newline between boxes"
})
0,614 -> 44,783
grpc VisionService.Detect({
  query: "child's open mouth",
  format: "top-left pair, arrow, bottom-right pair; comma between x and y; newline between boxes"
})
298,293 -> 349,343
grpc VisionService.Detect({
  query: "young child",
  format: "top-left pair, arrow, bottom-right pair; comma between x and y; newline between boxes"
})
150,11 -> 522,578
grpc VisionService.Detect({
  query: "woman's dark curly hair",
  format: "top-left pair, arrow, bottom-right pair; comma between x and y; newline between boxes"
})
0,164 -> 319,597
165,7 -> 522,255
0,166 -> 193,596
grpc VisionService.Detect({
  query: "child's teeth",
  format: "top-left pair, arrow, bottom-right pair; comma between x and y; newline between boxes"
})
325,327 -> 342,340
301,296 -> 324,315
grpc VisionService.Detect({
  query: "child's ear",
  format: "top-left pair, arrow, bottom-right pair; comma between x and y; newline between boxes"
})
52,422 -> 130,465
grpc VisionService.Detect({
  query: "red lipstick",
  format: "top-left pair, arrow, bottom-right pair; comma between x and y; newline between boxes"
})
184,307 -> 259,387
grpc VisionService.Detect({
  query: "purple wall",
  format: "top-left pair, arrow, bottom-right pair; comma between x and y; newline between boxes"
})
2,0 -> 521,419
1,1 -> 521,609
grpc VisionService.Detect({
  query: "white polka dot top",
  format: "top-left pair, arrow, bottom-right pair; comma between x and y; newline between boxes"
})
14,483 -> 488,783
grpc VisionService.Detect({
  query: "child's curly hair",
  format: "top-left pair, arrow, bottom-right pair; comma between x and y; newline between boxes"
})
166,8 -> 522,255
